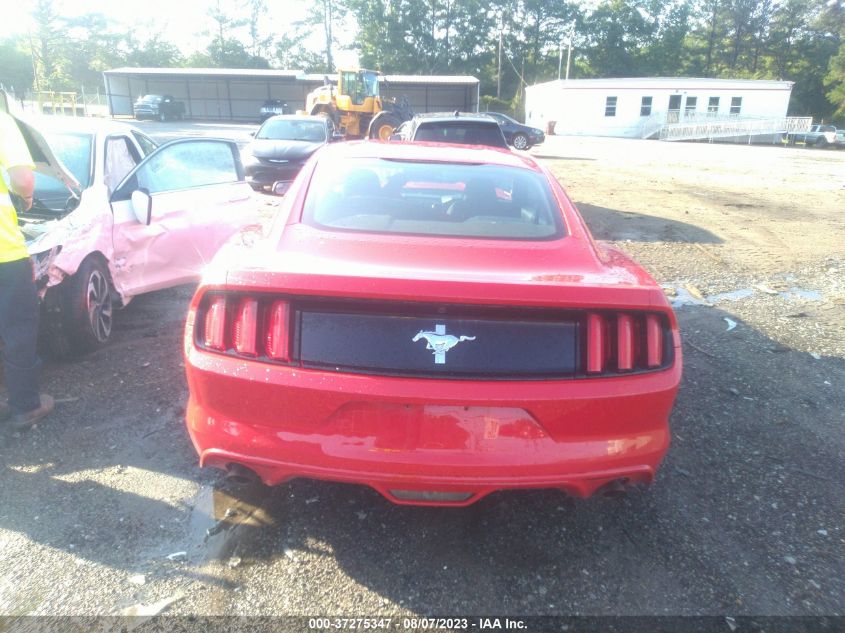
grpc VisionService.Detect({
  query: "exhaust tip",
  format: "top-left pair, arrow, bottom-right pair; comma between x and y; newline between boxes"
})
225,463 -> 260,486
598,478 -> 630,499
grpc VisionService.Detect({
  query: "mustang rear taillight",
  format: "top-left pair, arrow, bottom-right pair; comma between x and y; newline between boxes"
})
265,300 -> 290,361
203,296 -> 228,350
233,297 -> 259,356
198,294 -> 291,362
586,312 -> 670,375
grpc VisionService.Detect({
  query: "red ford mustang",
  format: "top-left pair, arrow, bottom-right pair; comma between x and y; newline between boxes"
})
184,141 -> 682,506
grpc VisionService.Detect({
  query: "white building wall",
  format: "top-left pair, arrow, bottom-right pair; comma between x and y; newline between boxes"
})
525,78 -> 793,138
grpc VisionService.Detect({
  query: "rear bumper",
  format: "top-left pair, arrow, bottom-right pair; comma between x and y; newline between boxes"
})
185,346 -> 681,506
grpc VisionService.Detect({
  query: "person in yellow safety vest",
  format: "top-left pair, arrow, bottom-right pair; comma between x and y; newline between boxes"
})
0,111 -> 54,429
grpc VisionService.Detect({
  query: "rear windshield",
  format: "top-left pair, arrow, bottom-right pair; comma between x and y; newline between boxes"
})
302,158 -> 564,240
414,121 -> 507,148
257,119 -> 326,142
138,95 -> 162,103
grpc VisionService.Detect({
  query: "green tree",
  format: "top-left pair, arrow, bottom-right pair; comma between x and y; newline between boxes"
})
822,0 -> 845,118
30,0 -> 70,90
126,35 -> 184,68
0,38 -> 35,96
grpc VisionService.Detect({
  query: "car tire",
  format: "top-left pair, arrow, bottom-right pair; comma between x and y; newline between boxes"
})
41,256 -> 114,358
512,133 -> 530,150
817,137 -> 829,149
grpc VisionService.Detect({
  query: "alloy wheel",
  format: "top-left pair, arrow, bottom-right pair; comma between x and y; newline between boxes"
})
513,134 -> 529,150
86,269 -> 113,343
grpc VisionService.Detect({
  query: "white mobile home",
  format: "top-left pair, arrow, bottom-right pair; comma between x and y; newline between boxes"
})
525,77 -> 794,139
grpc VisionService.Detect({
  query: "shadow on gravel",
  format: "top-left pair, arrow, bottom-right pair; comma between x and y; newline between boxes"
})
0,297 -> 842,616
578,203 -> 723,244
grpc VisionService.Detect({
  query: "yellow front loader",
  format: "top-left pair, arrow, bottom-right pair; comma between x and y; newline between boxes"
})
303,69 -> 413,140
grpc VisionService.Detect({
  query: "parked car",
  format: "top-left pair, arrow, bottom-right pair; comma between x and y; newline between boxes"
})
240,114 -> 341,193
484,112 -> 545,150
791,124 -> 837,147
259,99 -> 288,122
133,94 -> 186,121
184,140 -> 682,506
390,112 -> 509,149
13,114 -> 258,357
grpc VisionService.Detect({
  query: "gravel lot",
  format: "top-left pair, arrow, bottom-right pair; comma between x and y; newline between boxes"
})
1,124 -> 842,622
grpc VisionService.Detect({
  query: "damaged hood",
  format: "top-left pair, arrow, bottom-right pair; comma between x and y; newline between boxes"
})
1,91 -> 81,197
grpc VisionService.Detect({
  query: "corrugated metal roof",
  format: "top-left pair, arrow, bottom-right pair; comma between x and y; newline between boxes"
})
301,73 -> 478,85
104,67 -> 301,78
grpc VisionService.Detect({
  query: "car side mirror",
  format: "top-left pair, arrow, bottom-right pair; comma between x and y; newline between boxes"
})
130,189 -> 153,225
249,131 -> 255,137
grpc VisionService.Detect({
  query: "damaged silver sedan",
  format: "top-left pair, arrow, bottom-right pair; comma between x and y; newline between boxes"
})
12,113 -> 258,357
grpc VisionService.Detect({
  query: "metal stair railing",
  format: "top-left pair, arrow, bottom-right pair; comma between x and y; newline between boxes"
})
658,115 -> 812,141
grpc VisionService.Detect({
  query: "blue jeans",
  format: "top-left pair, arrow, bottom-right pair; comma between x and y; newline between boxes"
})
0,258 -> 41,414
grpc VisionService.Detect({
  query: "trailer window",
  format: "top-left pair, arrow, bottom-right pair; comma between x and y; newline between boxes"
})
708,97 -> 719,113
730,97 -> 742,115
640,97 -> 652,117
605,96 -> 617,117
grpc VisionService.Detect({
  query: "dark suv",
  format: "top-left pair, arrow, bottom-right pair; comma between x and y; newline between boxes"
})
391,112 -> 509,149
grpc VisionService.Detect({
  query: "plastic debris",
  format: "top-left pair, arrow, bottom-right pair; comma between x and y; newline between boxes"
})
817,529 -> 828,536
283,547 -> 297,562
305,497 -> 319,505
784,555 -> 797,565
725,616 -> 738,632
728,388 -> 740,396
684,283 -> 705,300
356,511 -> 367,521
228,556 -> 242,568
166,551 -> 187,561
119,593 -> 184,624
755,284 -> 779,295
810,353 -> 821,360
724,318 -> 737,331
128,574 -> 146,586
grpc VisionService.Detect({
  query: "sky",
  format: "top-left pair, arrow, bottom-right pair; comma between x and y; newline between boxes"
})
7,0 -> 358,67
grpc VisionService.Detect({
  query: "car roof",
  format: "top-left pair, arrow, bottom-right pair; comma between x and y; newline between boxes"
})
263,114 -> 328,123
31,116 -> 144,136
414,112 -> 499,124
318,140 -> 542,171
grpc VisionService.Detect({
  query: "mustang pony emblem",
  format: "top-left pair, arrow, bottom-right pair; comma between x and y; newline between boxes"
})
412,324 -> 476,365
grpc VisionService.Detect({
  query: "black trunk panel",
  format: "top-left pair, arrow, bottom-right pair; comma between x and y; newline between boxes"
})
298,310 -> 578,378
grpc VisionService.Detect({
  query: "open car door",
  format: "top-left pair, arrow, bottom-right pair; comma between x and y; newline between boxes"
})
108,138 -> 256,298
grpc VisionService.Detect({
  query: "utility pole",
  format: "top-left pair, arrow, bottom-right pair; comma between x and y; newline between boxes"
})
28,30 -> 40,93
497,20 -> 503,99
565,28 -> 574,81
558,37 -> 563,80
